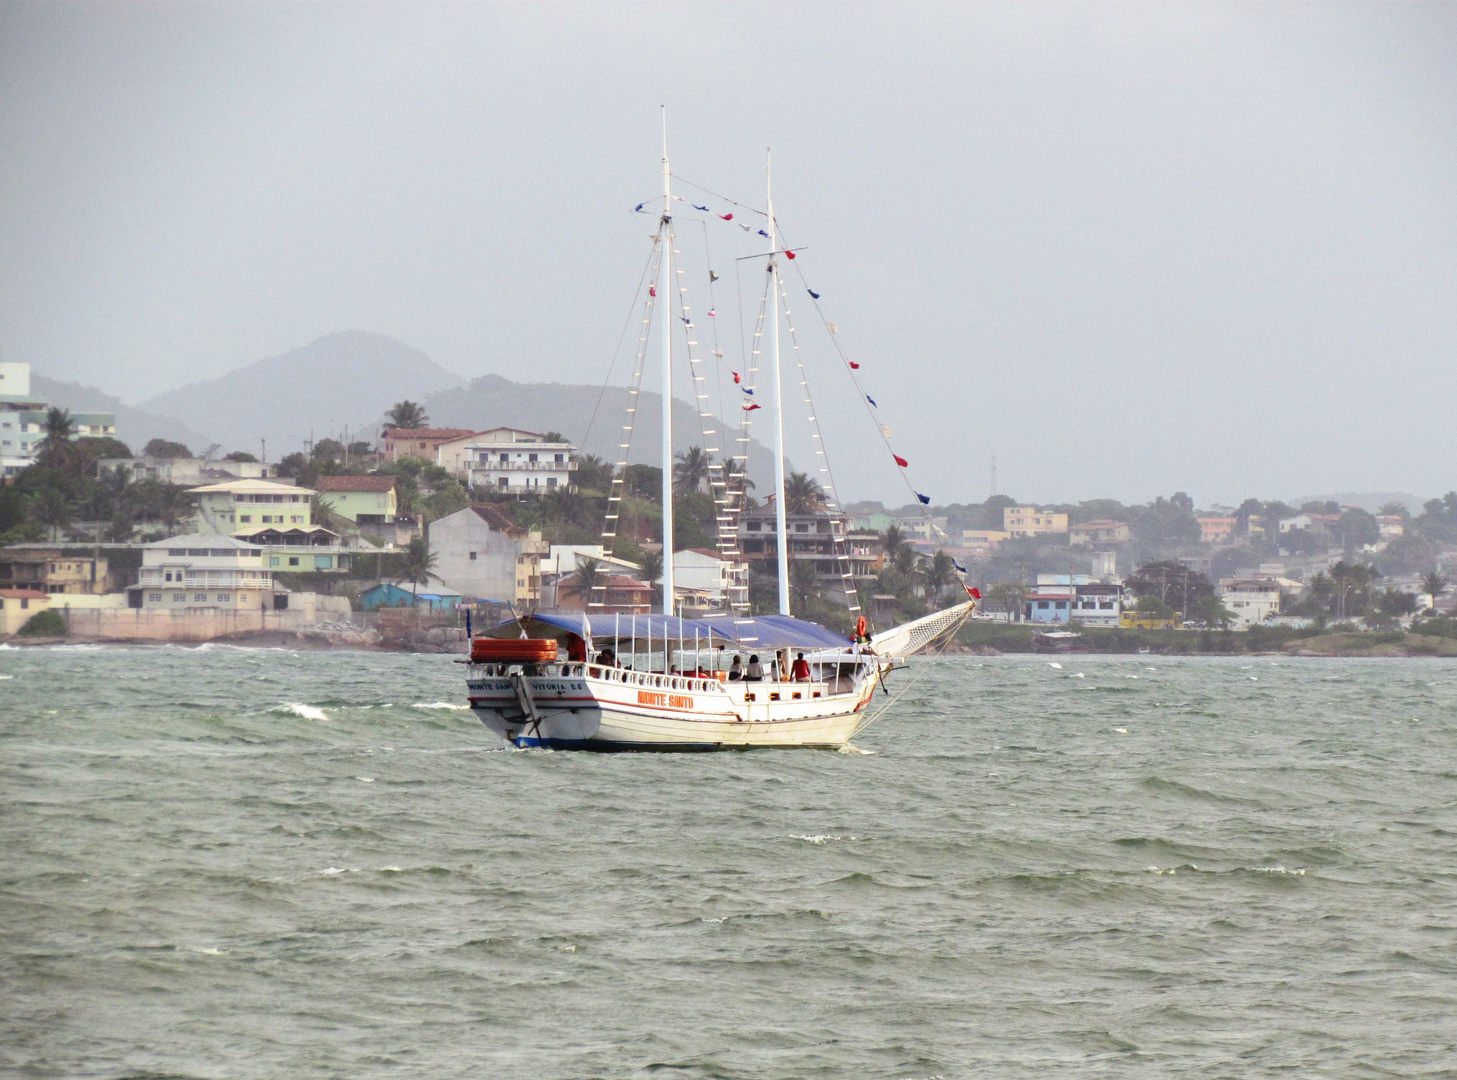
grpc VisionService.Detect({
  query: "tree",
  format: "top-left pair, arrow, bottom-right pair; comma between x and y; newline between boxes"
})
784,471 -> 825,514
638,549 -> 664,606
1378,501 -> 1410,520
224,451 -> 258,463
788,560 -> 819,616
36,408 -> 79,471
1421,570 -> 1447,601
561,556 -> 602,606
922,550 -> 958,602
399,536 -> 441,597
1135,595 -> 1177,620
542,431 -> 567,444
1376,587 -> 1418,618
1333,508 -> 1379,554
384,401 -> 429,429
143,438 -> 191,459
1125,560 -> 1213,619
32,488 -> 73,540
1130,494 -> 1200,547
312,438 -> 346,461
1329,561 -> 1380,619
18,608 -> 67,637
673,446 -> 712,496
723,458 -> 756,510
1193,594 -> 1235,629
983,580 -> 1028,619
574,454 -> 614,494
624,464 -> 663,501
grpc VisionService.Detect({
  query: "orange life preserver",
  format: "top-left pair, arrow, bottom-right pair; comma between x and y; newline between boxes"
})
470,637 -> 559,663
853,616 -> 868,642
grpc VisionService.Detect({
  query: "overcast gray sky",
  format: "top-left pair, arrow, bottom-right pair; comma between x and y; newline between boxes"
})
2,2 -> 1455,507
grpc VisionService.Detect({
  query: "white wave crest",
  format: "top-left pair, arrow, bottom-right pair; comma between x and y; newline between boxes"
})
274,702 -> 328,721
795,834 -> 858,843
411,702 -> 470,711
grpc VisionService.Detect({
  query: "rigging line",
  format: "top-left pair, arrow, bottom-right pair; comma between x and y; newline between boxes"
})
776,275 -> 861,614
780,245 -> 929,516
582,239 -> 662,457
668,174 -> 769,217
849,609 -> 973,740
696,218 -> 730,440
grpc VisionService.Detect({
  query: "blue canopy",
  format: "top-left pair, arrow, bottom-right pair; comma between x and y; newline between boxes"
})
484,612 -> 850,651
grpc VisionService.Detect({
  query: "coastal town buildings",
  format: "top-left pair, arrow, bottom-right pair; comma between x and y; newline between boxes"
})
97,455 -> 272,486
1218,578 -> 1283,627
0,361 -> 116,478
0,550 -> 111,595
1068,520 -> 1130,545
130,535 -> 274,611
454,429 -> 577,495
314,475 -> 398,524
189,478 -> 314,533
1003,506 -> 1069,537
383,427 -> 478,462
1024,575 -> 1124,627
429,504 -> 548,606
0,589 -> 50,634
1197,516 -> 1237,544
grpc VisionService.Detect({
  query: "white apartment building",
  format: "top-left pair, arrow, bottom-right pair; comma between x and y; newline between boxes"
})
673,548 -> 746,605
0,361 -> 116,477
1219,578 -> 1283,628
429,505 -> 549,606
443,428 -> 576,495
132,535 -> 274,611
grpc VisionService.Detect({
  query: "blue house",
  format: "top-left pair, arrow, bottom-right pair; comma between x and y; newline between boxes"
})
359,583 -> 464,611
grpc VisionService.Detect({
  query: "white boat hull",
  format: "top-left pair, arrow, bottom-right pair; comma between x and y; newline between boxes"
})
467,663 -> 881,751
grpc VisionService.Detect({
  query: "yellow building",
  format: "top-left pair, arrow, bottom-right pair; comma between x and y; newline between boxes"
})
1003,506 -> 1069,537
314,475 -> 398,524
1120,610 -> 1177,630
188,478 -> 315,533
0,588 -> 51,635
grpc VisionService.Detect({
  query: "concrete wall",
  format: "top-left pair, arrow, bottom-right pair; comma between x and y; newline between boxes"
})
52,594 -> 352,642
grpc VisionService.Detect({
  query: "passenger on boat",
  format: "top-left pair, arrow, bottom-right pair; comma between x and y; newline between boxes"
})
791,652 -> 811,681
727,656 -> 743,680
595,647 -> 616,667
745,655 -> 763,681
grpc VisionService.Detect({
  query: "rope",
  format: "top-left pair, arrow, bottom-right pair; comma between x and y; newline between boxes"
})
581,230 -> 664,456
848,606 -> 973,740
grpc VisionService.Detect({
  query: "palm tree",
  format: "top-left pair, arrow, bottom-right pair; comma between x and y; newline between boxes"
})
36,408 -> 78,470
384,401 -> 429,430
788,560 -> 819,616
1421,570 -> 1447,605
673,446 -> 712,496
638,549 -> 664,605
723,458 -> 756,511
922,550 -> 958,602
32,489 -> 73,540
400,536 -> 442,598
561,556 -> 602,606
882,524 -> 908,568
575,454 -> 613,493
784,471 -> 824,514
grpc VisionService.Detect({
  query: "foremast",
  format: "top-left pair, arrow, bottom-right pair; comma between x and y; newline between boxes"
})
659,108 -> 676,614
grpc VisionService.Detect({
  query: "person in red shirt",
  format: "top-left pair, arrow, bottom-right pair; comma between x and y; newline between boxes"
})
790,652 -> 811,681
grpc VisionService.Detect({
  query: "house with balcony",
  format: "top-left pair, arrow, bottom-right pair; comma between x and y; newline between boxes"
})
1218,577 -> 1283,628
190,478 -> 315,533
673,549 -> 747,606
314,475 -> 398,524
1003,506 -> 1069,537
1068,520 -> 1130,545
449,428 -> 577,495
1024,575 -> 1123,626
0,550 -> 111,595
737,508 -> 876,600
128,535 -> 275,611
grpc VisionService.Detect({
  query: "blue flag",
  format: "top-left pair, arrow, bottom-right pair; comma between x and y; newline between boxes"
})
867,395 -> 878,407
917,493 -> 931,505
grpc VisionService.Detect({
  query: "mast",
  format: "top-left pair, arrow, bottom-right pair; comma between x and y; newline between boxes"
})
659,108 -> 675,615
767,150 -> 790,615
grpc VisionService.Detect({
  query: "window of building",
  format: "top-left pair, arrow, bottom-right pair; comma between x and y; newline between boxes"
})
173,593 -> 185,602
795,523 -> 809,532
547,477 -> 557,490
194,593 -> 207,602
148,593 -> 161,602
1055,601 -> 1067,609
1099,602 -> 1113,609
1037,601 -> 1049,609
554,454 -> 564,463
528,453 -> 538,462
469,551 -> 477,561
270,557 -> 279,567
746,521 -> 760,531
218,593 -> 231,602
499,453 -> 509,463
288,557 -> 300,567
517,579 -> 525,588
291,516 -> 302,524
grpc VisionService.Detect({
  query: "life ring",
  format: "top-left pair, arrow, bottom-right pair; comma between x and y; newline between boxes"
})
852,616 -> 868,643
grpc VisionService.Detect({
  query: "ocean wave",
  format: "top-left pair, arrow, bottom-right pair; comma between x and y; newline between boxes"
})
411,702 -> 470,710
272,702 -> 328,721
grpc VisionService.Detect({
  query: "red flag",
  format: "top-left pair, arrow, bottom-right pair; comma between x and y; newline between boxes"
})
732,371 -> 741,383
893,454 -> 909,467
848,361 -> 860,369
785,250 -> 796,259
742,403 -> 761,412
968,587 -> 982,600
718,213 -> 733,221
649,286 -> 656,297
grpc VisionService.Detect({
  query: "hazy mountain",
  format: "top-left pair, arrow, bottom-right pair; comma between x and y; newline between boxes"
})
423,373 -> 781,481
33,374 -> 213,456
140,331 -> 464,456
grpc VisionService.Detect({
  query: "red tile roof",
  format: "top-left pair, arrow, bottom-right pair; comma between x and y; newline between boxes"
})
315,475 -> 397,492
383,428 -> 478,440
468,505 -> 520,532
0,589 -> 48,600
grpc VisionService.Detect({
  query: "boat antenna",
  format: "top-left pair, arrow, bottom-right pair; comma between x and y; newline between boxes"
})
767,149 -> 790,615
659,106 -> 676,615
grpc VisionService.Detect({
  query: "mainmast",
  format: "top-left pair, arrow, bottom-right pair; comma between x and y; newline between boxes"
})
767,150 -> 790,616
659,108 -> 676,615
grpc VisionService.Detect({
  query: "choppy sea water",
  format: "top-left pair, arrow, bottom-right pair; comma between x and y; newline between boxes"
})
2,645 -> 1456,1079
